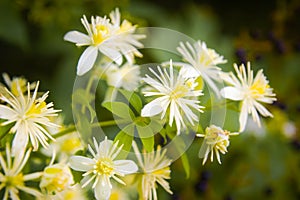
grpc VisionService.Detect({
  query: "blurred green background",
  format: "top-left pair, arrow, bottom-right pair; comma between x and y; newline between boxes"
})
0,0 -> 300,199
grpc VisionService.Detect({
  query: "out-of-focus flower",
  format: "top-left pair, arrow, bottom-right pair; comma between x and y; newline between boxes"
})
69,137 -> 138,200
220,62 -> 276,132
0,73 -> 36,98
105,62 -> 140,91
175,41 -> 227,95
197,125 -> 238,165
141,60 -> 204,134
42,131 -> 84,161
38,184 -> 87,200
0,144 -> 43,200
64,8 -> 145,76
132,142 -> 173,200
0,82 -> 61,156
40,162 -> 74,194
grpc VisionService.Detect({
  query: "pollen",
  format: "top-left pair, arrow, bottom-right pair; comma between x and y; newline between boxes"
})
4,174 -> 24,188
94,158 -> 114,175
27,100 -> 47,116
11,78 -> 27,96
250,79 -> 269,97
93,25 -> 109,45
61,137 -> 82,153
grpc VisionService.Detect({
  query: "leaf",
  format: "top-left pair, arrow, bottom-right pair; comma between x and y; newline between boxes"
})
136,125 -> 154,152
102,101 -> 135,120
119,89 -> 143,114
114,124 -> 134,159
181,153 -> 190,179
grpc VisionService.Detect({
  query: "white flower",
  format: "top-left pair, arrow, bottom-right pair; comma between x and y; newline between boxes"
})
220,62 -> 276,132
64,8 -> 145,76
0,73 -> 36,99
105,62 -> 141,91
42,131 -> 84,161
69,137 -> 138,200
40,162 -> 74,194
0,144 -> 43,200
141,60 -> 204,134
0,82 -> 61,156
197,125 -> 238,165
132,142 -> 172,200
175,41 -> 227,95
38,184 -> 87,200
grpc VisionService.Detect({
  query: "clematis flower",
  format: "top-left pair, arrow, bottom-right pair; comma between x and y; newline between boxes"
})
40,162 -> 74,194
0,82 -> 61,156
175,41 -> 227,96
141,60 -> 204,134
64,8 -> 145,76
132,142 -> 172,200
69,137 -> 138,200
0,144 -> 43,200
197,125 -> 238,165
220,62 -> 276,132
105,62 -> 141,91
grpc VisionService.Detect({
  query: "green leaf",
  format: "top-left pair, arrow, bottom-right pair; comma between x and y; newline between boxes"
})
136,125 -> 154,152
102,101 -> 135,119
119,89 -> 143,114
181,153 -> 190,179
114,124 -> 134,159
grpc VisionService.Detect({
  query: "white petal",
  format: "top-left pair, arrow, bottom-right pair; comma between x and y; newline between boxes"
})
239,101 -> 249,132
114,160 -> 138,174
77,46 -> 98,76
99,45 -> 123,65
95,180 -> 111,200
0,105 -> 16,119
99,138 -> 113,158
178,65 -> 200,78
11,130 -> 28,157
141,98 -> 164,117
220,87 -> 244,101
69,156 -> 94,172
64,31 -> 91,46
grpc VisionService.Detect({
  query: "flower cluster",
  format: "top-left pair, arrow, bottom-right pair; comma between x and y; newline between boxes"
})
0,7 -> 278,200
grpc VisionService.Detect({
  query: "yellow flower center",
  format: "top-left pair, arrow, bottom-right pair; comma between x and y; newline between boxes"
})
4,173 -> 24,188
61,137 -> 82,153
94,158 -> 114,175
64,190 -> 76,200
250,79 -> 269,97
93,25 -> 109,45
11,78 -> 27,96
110,192 -> 120,200
170,79 -> 194,100
118,20 -> 134,33
26,99 -> 47,116
42,167 -> 71,192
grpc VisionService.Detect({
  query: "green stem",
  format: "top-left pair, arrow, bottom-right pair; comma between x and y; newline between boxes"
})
53,119 -> 130,138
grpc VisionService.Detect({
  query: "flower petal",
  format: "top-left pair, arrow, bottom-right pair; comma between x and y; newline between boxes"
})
141,98 -> 164,117
77,46 -> 98,76
94,180 -> 111,200
69,156 -> 94,172
64,31 -> 91,46
239,101 -> 249,132
113,160 -> 138,174
99,45 -> 123,65
220,86 -> 244,101
0,105 -> 16,120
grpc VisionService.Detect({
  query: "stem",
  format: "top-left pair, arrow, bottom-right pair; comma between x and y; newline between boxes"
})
53,119 -> 130,138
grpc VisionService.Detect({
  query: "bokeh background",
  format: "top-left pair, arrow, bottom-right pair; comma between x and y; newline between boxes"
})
0,0 -> 300,199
